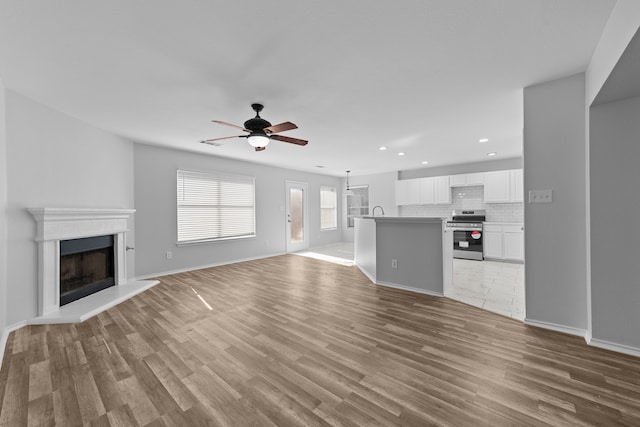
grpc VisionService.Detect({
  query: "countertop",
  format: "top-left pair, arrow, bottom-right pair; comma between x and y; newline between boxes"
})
361,216 -> 446,224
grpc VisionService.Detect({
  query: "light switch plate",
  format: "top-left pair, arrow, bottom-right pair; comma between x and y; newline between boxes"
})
528,189 -> 553,203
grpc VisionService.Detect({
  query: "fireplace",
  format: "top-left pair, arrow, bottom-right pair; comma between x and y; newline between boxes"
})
28,208 -> 159,324
60,235 -> 115,306
28,207 -> 135,317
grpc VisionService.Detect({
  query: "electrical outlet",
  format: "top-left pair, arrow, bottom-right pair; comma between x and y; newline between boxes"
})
392,259 -> 398,269
166,251 -> 172,259
528,189 -> 553,203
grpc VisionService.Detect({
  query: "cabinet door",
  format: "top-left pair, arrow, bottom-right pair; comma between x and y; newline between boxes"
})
395,180 -> 420,205
503,225 -> 524,261
483,231 -> 503,259
419,178 -> 435,204
434,176 -> 451,204
510,169 -> 524,202
466,172 -> 485,186
484,170 -> 511,203
449,174 -> 466,187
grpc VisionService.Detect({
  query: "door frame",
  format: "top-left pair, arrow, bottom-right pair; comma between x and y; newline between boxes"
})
285,180 -> 309,253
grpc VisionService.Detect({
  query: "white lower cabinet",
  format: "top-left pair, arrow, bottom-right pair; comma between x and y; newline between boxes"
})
483,229 -> 503,259
483,223 -> 524,261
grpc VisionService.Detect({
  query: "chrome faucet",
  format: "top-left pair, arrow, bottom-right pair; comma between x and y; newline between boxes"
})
372,205 -> 385,216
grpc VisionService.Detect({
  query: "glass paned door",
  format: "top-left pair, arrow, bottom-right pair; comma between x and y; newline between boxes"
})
286,181 -> 308,252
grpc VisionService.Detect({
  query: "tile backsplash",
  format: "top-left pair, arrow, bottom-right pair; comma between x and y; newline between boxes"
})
398,185 -> 524,223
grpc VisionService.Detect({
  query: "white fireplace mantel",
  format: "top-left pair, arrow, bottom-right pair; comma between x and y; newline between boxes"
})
28,207 -> 158,324
28,207 -> 136,241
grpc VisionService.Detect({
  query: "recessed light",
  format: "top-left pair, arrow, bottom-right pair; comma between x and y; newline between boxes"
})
379,146 -> 388,151
479,138 -> 489,143
487,152 -> 497,157
421,161 -> 429,165
398,152 -> 405,156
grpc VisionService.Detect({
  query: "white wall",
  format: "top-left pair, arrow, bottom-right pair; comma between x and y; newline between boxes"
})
590,97 -> 640,350
0,79 -> 7,339
586,0 -> 640,105
341,171 -> 398,242
133,143 -> 342,278
4,91 -> 135,326
523,73 -> 588,334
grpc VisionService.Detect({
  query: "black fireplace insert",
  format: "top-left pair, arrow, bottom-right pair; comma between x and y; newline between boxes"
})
59,235 -> 115,306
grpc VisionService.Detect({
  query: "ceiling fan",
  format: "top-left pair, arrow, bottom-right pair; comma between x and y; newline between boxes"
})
202,103 -> 308,152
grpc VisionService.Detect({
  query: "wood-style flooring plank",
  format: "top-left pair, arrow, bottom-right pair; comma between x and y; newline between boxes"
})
2,254 -> 640,426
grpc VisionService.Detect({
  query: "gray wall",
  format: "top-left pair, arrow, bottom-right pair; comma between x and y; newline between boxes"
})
523,73 -> 588,332
0,80 -> 7,336
590,96 -> 640,348
4,91 -> 136,326
134,143 -> 342,277
376,221 -> 443,295
399,157 -> 522,180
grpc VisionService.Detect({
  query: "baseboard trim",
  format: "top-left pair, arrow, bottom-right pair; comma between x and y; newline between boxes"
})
524,318 -> 587,338
375,281 -> 444,298
356,266 -> 377,284
587,337 -> 640,358
0,320 -> 29,369
136,252 -> 287,280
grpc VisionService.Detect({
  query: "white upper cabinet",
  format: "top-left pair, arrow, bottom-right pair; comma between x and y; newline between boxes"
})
449,172 -> 485,187
395,176 -> 450,206
484,169 -> 523,203
484,170 -> 511,202
397,168 -> 521,206
449,174 -> 466,187
419,178 -> 435,204
510,169 -> 524,202
395,179 -> 421,205
466,173 -> 486,186
434,176 -> 451,204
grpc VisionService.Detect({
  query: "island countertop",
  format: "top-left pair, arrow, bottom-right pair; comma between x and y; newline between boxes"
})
361,216 -> 446,223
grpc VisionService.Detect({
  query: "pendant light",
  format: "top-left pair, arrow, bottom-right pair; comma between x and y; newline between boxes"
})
344,170 -> 354,196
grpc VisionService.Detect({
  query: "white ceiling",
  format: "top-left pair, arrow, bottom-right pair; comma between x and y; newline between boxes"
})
0,0 -> 616,177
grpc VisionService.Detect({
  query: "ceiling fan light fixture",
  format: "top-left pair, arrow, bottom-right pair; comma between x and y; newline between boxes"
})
247,134 -> 270,148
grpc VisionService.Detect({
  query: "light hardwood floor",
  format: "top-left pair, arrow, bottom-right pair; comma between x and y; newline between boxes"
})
1,255 -> 640,426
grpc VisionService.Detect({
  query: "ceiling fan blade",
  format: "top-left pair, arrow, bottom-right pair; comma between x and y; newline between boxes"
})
271,134 -> 308,146
255,146 -> 266,152
202,135 -> 245,144
212,120 -> 249,132
264,121 -> 298,134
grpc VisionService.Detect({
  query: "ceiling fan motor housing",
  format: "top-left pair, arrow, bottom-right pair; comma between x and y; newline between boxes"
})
244,117 -> 272,135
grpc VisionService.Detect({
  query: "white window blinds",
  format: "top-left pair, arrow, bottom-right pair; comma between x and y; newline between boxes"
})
320,185 -> 337,230
177,170 -> 256,243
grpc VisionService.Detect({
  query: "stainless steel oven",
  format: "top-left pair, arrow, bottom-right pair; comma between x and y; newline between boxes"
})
445,210 -> 486,260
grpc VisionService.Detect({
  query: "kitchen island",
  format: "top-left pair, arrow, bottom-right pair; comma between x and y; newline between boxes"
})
354,216 -> 453,296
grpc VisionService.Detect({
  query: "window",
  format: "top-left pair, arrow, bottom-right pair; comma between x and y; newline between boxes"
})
177,170 -> 255,244
320,185 -> 337,230
347,185 -> 369,228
